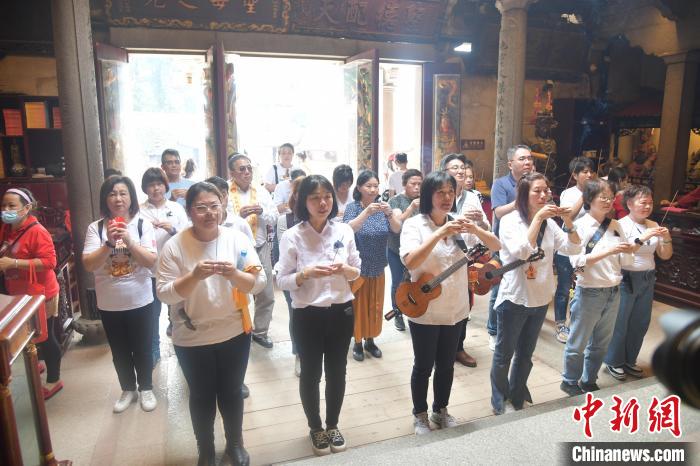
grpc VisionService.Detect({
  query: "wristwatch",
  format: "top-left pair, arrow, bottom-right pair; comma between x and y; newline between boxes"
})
104,240 -> 116,248
562,224 -> 577,233
634,238 -> 644,246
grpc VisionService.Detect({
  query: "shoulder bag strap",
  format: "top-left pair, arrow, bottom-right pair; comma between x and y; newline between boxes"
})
536,220 -> 547,248
585,217 -> 612,254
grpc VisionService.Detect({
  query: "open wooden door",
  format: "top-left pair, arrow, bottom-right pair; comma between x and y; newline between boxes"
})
94,42 -> 129,175
344,49 -> 379,175
422,63 -> 461,174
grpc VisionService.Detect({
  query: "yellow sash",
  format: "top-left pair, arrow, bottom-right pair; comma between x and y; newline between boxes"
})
230,183 -> 258,234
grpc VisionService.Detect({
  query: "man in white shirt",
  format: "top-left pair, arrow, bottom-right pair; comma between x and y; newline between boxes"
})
388,152 -> 408,196
264,143 -> 298,194
228,153 -> 279,348
553,156 -> 595,344
274,169 -> 307,214
161,149 -> 195,207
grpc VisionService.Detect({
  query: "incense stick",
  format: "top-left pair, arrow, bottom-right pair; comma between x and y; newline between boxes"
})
659,190 -> 679,226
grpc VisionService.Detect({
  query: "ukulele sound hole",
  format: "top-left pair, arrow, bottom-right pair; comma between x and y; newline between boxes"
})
485,271 -> 494,280
420,284 -> 431,293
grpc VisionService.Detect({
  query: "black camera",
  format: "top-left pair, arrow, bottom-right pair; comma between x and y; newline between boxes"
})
652,310 -> 700,409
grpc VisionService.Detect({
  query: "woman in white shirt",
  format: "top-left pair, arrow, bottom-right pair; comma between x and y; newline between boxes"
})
491,172 -> 581,415
276,175 -> 361,457
604,185 -> 672,380
561,179 -> 635,396
82,176 -> 158,414
139,167 -> 189,366
401,171 -> 500,435
157,182 -> 265,466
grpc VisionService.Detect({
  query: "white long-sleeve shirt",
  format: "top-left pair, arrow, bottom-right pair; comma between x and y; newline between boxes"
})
156,226 -> 266,347
568,214 -> 629,288
227,184 -> 278,247
495,211 -> 582,309
399,214 -> 480,326
275,220 -> 361,309
560,186 -> 587,222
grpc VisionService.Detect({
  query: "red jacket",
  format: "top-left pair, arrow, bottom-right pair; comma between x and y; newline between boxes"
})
1,215 -> 59,299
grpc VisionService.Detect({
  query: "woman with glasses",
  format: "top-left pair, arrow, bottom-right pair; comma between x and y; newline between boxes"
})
604,185 -> 672,381
157,182 -> 265,466
561,179 -> 634,396
343,170 -> 401,361
491,172 -> 581,415
82,176 -> 158,413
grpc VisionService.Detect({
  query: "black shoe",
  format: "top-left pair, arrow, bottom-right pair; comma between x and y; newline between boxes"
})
326,427 -> 347,453
579,381 -> 600,392
197,445 -> 215,466
252,334 -> 273,348
363,339 -> 382,358
394,312 -> 406,331
623,364 -> 644,378
310,429 -> 331,456
352,343 -> 364,361
560,381 -> 584,397
224,442 -> 250,466
241,383 -> 250,399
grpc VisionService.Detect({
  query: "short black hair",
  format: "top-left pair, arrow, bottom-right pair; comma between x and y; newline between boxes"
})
402,169 -> 423,186
227,153 -> 251,172
515,172 -> 549,223
99,175 -> 140,219
295,175 -> 338,221
185,181 -> 223,213
204,176 -> 228,196
353,170 -> 379,201
440,153 -> 469,170
622,184 -> 653,213
395,152 -> 408,164
290,169 -> 306,180
161,149 -> 180,165
104,168 -> 122,178
419,171 -> 456,215
333,164 -> 354,188
582,179 -> 613,211
569,156 -> 594,175
141,167 -> 169,193
607,167 -> 628,194
279,143 -> 294,153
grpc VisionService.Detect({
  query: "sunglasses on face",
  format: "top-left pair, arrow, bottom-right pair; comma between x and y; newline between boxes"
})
236,165 -> 253,173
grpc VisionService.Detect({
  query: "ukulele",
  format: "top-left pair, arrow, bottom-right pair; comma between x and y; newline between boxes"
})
471,248 -> 545,295
394,243 -> 489,319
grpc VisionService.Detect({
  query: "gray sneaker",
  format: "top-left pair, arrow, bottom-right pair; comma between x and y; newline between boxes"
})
555,322 -> 570,343
430,408 -> 458,429
414,412 -> 431,435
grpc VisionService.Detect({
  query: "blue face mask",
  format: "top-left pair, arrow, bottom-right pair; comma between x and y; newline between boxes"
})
1,209 -> 23,225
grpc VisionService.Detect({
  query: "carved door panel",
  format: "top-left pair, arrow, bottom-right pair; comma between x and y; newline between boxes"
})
422,63 -> 461,173
344,49 -> 379,175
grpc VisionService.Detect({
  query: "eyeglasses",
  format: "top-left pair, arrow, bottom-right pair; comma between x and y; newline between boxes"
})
178,308 -> 196,331
236,165 -> 253,173
597,196 -> 613,202
192,203 -> 222,214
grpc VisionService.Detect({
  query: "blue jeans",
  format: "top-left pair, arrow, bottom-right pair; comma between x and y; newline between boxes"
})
605,271 -> 656,368
490,301 -> 547,413
283,290 -> 297,355
387,248 -> 405,310
486,284 -> 499,336
553,253 -> 574,322
562,285 -> 620,385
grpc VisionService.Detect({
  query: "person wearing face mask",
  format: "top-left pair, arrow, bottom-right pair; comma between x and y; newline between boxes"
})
0,187 -> 62,400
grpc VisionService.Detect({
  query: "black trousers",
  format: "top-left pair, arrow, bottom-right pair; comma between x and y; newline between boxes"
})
100,303 -> 154,391
174,332 -> 251,451
409,320 -> 461,415
38,316 -> 61,383
293,302 -> 354,430
456,291 -> 474,352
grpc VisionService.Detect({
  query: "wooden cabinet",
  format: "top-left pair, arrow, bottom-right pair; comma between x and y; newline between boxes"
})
0,294 -> 70,465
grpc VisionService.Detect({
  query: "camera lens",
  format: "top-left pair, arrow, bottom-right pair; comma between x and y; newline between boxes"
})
652,310 -> 700,409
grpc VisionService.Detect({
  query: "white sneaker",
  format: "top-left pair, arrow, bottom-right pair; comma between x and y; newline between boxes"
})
430,408 -> 458,429
140,390 -> 157,412
489,334 -> 497,352
555,322 -> 570,344
113,390 -> 138,413
295,355 -> 301,378
414,412 -> 432,435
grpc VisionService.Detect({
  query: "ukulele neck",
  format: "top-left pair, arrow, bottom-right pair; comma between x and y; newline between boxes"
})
425,255 -> 471,290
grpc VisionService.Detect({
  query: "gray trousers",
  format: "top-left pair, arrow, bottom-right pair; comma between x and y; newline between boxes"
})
254,241 -> 275,336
